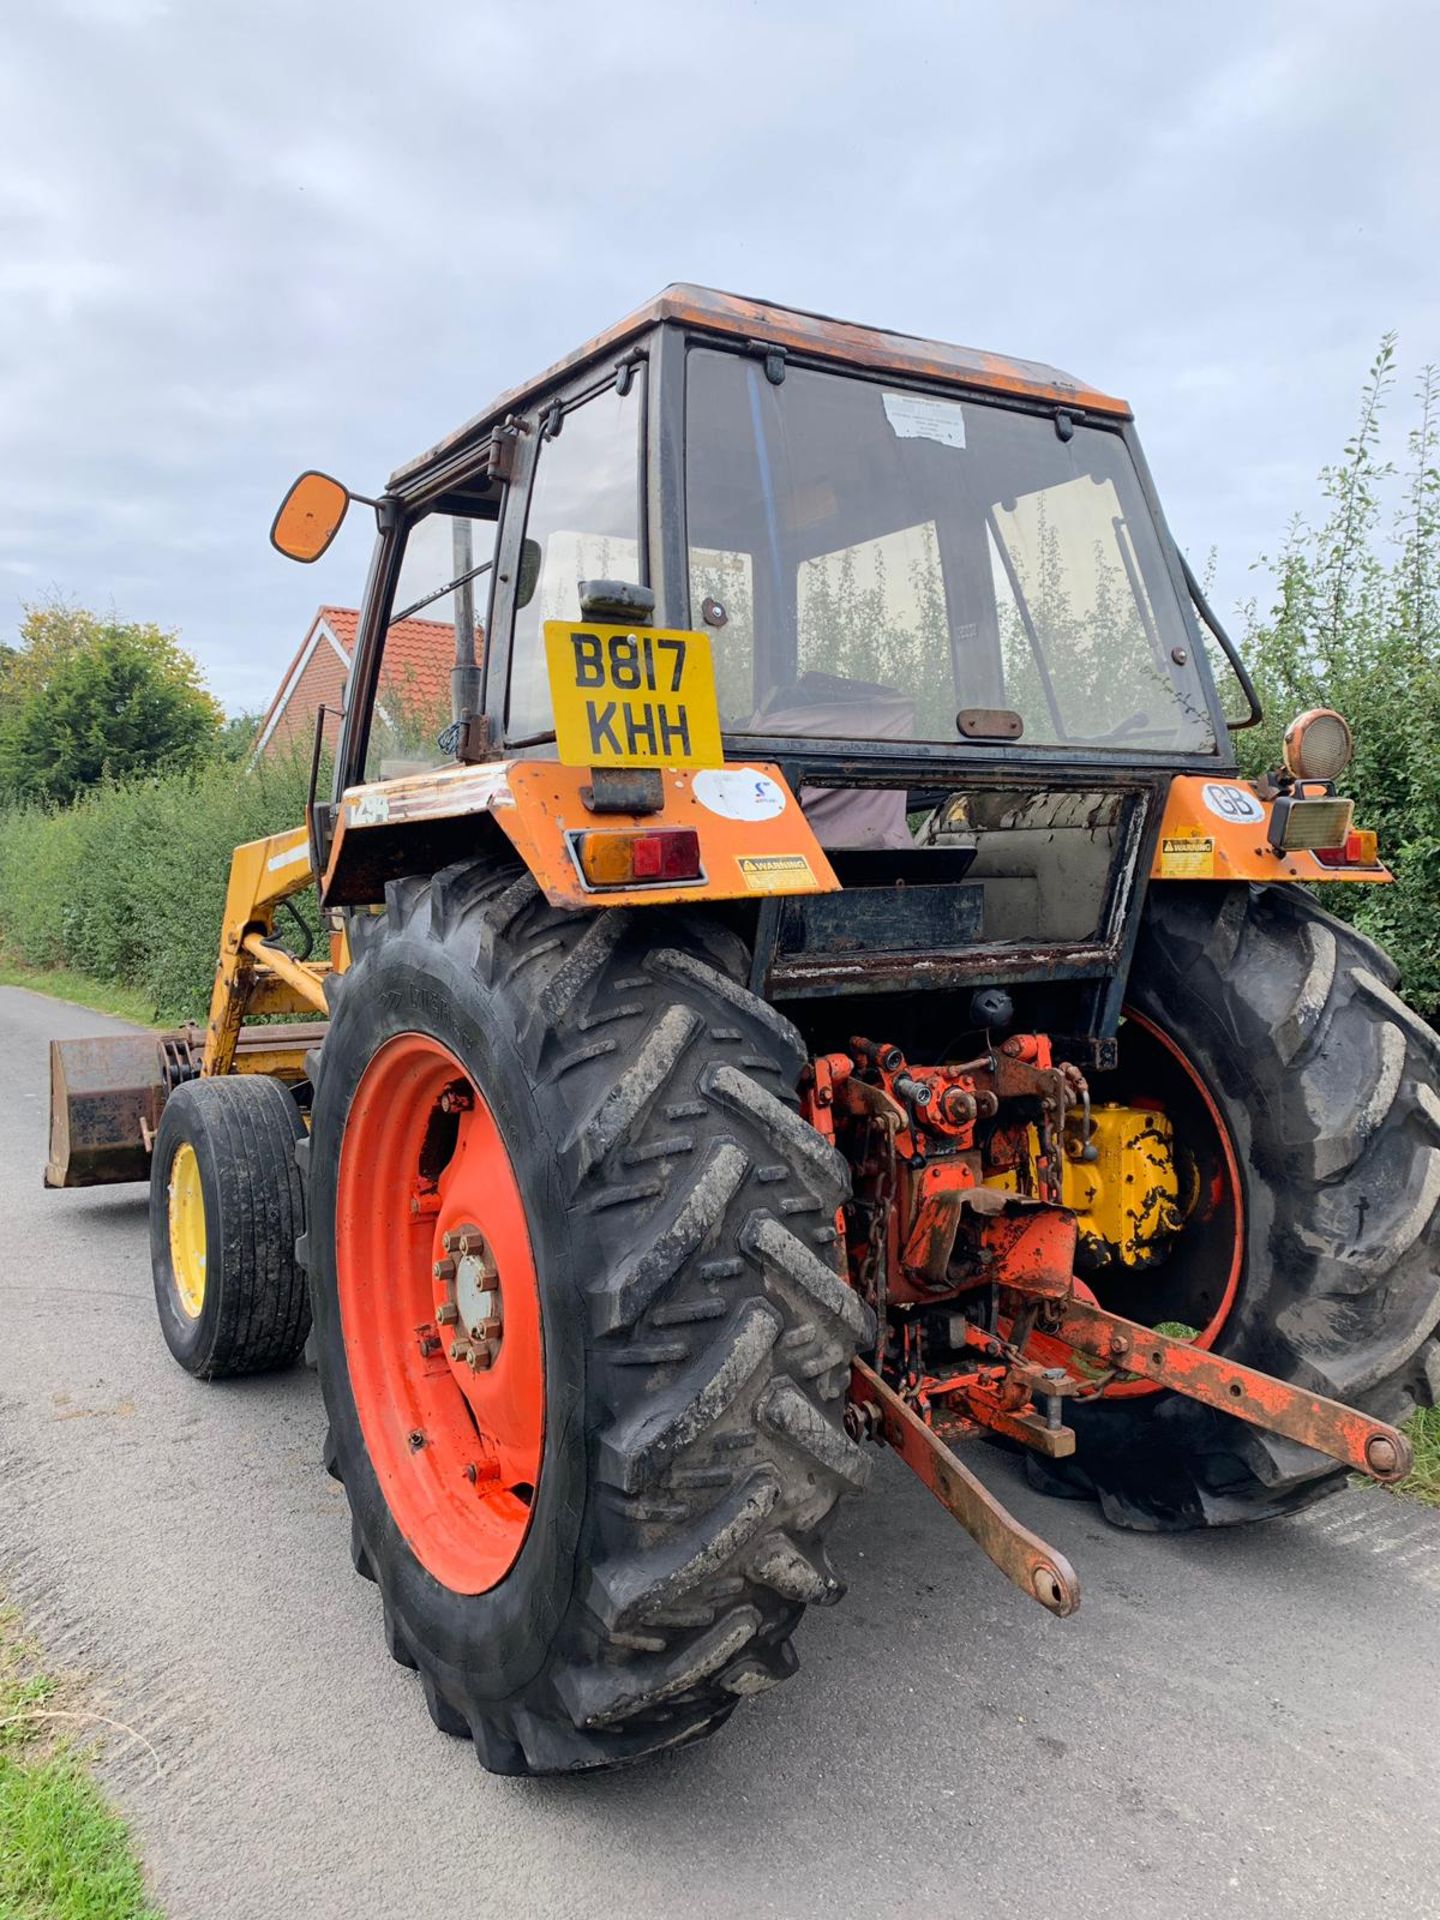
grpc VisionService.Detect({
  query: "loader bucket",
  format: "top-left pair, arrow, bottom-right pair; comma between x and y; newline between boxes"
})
45,1034 -> 166,1188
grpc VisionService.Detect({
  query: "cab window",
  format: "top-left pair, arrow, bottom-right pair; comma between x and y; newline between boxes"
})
362,505 -> 498,783
507,379 -> 643,740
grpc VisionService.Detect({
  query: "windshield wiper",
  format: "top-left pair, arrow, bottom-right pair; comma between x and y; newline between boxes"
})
390,557 -> 494,627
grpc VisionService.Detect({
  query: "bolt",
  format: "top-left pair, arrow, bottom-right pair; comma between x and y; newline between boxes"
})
416,1332 -> 441,1357
436,1300 -> 459,1325
816,1085 -> 833,1107
1110,1333 -> 1129,1357
1365,1433 -> 1400,1477
407,1429 -> 426,1451
464,1463 -> 477,1484
439,1085 -> 473,1114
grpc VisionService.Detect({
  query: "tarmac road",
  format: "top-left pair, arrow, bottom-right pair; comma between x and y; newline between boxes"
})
3,982 -> 1440,1920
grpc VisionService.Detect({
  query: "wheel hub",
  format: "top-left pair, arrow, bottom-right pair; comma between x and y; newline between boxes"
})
434,1225 -> 504,1370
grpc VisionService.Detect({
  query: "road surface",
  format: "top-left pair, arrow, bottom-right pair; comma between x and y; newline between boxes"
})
3,984 -> 1439,1919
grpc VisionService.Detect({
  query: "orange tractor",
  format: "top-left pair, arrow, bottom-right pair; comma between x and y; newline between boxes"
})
46,288 -> 1440,1774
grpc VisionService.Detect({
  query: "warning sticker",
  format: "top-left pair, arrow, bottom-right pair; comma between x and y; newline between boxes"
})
737,854 -> 815,894
882,391 -> 967,449
1160,833 -> 1215,878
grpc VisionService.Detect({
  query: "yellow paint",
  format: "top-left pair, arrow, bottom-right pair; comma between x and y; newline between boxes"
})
543,620 -> 723,769
1064,1105 -> 1181,1269
1159,831 -> 1214,878
167,1141 -> 207,1318
989,1105 -> 1181,1271
202,826 -> 332,1078
737,853 -> 816,893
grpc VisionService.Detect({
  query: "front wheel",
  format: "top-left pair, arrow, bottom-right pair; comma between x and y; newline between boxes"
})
302,866 -> 874,1775
1036,882 -> 1440,1529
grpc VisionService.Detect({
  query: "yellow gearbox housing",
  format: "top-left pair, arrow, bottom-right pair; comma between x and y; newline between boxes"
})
1061,1104 -> 1182,1271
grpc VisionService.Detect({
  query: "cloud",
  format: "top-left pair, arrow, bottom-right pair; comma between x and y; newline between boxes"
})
2,0 -> 1437,712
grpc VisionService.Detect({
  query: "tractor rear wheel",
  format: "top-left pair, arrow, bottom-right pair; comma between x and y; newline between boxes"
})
1036,881 -> 1440,1529
301,866 -> 874,1774
149,1075 -> 310,1378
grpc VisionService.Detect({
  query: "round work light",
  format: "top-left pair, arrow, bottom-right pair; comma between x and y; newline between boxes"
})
1282,708 -> 1353,783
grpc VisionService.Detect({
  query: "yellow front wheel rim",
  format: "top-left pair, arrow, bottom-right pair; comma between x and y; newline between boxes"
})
167,1141 -> 208,1319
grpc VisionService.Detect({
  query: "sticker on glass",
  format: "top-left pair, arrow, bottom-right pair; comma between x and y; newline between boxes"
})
694,769 -> 787,822
882,392 -> 967,449
1200,782 -> 1265,825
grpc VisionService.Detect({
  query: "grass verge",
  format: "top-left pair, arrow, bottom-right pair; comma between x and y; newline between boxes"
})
0,1608 -> 160,1919
1394,1404 -> 1440,1508
0,957 -> 155,1030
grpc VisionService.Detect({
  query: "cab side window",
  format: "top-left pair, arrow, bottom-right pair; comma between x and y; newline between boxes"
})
507,380 -> 643,740
362,507 -> 497,783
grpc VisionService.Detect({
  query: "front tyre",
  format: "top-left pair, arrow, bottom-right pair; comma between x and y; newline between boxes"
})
303,867 -> 874,1775
1041,882 -> 1440,1529
149,1076 -> 310,1378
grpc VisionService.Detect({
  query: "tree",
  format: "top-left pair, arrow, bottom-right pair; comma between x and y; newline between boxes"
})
0,603 -> 223,803
1238,342 -> 1440,1016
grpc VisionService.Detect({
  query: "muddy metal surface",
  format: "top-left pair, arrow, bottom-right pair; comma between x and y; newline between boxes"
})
2,983 -> 1439,1919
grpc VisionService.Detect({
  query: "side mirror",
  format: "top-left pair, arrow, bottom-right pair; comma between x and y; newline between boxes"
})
271,471 -> 351,563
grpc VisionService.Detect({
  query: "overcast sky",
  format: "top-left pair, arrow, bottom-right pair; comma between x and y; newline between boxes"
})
4,0 -> 1437,714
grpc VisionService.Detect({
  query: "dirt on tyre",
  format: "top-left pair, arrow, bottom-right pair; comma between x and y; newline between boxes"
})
301,865 -> 875,1775
149,1075 -> 310,1378
1034,880 -> 1440,1529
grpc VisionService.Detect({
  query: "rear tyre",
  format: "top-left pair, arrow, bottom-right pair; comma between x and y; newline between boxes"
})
303,866 -> 874,1775
1034,881 -> 1440,1529
149,1076 -> 310,1378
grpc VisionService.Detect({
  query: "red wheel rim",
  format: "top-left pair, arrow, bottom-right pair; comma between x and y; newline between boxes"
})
336,1034 -> 544,1593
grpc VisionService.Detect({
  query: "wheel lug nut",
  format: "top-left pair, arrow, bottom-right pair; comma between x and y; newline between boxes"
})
433,1257 -> 457,1282
435,1301 -> 459,1325
450,1339 -> 472,1363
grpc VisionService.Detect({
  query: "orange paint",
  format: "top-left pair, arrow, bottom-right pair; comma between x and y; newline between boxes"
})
336,1034 -> 545,1594
1151,776 -> 1391,884
323,760 -> 838,910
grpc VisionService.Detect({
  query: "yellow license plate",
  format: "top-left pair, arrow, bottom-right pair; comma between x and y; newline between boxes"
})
543,620 -> 723,769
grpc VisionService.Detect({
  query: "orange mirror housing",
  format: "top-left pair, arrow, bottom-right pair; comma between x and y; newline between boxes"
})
270,470 -> 350,563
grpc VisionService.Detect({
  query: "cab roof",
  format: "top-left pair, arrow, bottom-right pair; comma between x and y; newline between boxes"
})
388,283 -> 1131,490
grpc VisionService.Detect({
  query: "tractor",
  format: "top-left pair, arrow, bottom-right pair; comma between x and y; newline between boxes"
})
45,287 -> 1440,1775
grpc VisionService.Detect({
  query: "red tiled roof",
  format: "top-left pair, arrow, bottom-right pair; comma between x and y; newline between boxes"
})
253,605 -> 475,759
377,615 -> 458,715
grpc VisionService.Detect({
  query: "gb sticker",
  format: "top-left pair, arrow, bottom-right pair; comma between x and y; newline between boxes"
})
1200,782 -> 1265,825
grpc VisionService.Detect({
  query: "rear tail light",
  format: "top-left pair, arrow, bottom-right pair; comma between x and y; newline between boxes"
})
1315,827 -> 1381,869
575,828 -> 702,889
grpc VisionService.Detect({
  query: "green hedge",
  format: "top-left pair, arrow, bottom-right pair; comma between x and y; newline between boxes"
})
0,753 -> 317,1025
